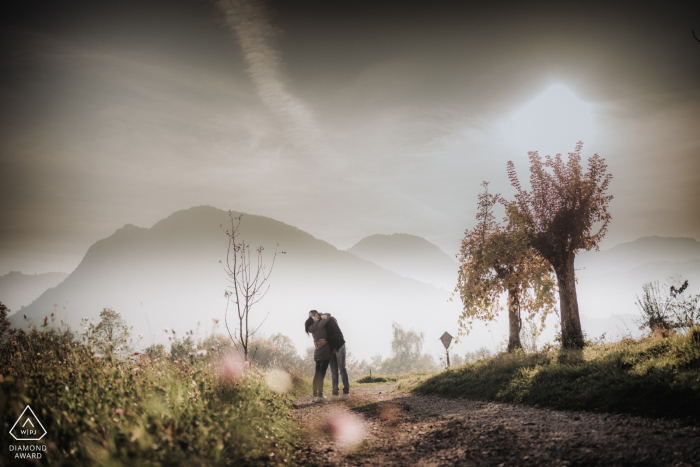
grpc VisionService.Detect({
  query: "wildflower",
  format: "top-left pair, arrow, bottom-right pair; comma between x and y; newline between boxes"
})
164,328 -> 169,333
196,349 -> 207,356
219,353 -> 245,381
172,329 -> 176,334
93,353 -> 103,359
325,410 -> 365,450
132,352 -> 141,356
133,367 -> 140,373
89,321 -> 94,326
43,316 -> 48,323
84,327 -> 88,331
168,336 -> 172,340
23,314 -> 26,319
115,408 -> 124,416
138,334 -> 142,338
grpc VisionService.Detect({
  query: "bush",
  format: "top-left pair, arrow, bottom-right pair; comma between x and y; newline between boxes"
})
0,319 -> 302,466
635,278 -> 700,333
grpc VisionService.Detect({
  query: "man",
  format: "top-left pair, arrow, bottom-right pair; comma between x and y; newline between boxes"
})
309,310 -> 350,400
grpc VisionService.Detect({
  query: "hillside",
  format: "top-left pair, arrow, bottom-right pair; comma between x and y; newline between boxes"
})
576,236 -> 700,276
574,237 -> 700,322
347,234 -> 458,291
11,206 -> 461,360
0,271 -> 69,314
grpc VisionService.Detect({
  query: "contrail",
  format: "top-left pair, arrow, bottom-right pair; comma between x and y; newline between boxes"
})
215,0 -> 323,151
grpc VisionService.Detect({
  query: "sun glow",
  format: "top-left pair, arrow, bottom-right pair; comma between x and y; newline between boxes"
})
500,84 -> 598,156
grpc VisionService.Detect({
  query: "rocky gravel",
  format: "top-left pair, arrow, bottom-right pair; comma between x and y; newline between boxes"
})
292,385 -> 700,466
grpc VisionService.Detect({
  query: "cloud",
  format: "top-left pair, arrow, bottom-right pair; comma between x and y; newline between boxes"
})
215,0 -> 324,153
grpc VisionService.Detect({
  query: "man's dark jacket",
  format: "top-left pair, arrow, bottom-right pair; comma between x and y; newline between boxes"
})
325,315 -> 345,351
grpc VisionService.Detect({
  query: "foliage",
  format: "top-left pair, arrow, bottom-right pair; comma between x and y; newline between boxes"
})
0,320 -> 302,466
357,324 -> 437,376
0,302 -> 15,347
143,343 -> 167,360
170,335 -> 196,361
222,212 -> 284,361
505,141 -> 613,348
93,308 -> 132,356
464,347 -> 493,362
456,182 -> 558,351
636,278 -> 700,333
398,328 -> 700,422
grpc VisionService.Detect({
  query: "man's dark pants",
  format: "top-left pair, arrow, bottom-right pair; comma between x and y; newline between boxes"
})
329,344 -> 350,395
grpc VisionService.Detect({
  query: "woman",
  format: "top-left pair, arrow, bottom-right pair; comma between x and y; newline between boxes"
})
305,311 -> 331,402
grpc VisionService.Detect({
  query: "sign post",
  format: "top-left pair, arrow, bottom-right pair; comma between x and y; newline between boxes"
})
439,332 -> 453,369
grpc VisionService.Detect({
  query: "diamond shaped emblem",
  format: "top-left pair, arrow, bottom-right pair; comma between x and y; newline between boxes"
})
9,405 -> 47,441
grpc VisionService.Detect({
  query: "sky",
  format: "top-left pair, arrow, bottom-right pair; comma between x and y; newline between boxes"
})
2,0 -> 700,276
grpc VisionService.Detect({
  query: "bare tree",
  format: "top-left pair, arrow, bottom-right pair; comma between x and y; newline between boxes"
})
221,212 -> 284,362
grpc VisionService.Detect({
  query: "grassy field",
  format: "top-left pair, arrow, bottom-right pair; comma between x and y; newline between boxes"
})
0,325 -> 306,466
396,328 -> 700,422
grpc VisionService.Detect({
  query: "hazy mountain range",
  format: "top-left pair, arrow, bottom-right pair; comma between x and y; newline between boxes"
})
5,206 -> 700,358
0,271 -> 69,313
8,206 -> 462,360
347,233 -> 458,291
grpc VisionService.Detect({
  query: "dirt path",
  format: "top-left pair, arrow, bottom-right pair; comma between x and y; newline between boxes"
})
292,385 -> 700,466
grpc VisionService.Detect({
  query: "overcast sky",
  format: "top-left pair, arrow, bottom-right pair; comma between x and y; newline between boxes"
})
2,0 -> 699,275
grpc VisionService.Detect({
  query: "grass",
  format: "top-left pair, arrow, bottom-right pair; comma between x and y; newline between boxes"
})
0,326 -> 305,466
353,371 -> 435,387
396,328 -> 700,422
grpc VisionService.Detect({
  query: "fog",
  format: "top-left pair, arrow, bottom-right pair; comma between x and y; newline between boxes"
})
2,1 -> 700,361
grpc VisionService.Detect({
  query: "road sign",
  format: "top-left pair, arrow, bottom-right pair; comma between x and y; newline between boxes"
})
439,331 -> 453,349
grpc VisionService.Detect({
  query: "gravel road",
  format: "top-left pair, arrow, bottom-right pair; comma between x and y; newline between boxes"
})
292,385 -> 700,466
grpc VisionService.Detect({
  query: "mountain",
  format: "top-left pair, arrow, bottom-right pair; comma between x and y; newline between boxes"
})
0,271 -> 69,314
11,206 -> 462,360
347,234 -> 459,291
576,236 -> 700,277
574,237 -> 700,321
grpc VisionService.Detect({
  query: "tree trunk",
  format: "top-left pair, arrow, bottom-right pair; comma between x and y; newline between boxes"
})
507,288 -> 522,352
555,254 -> 585,348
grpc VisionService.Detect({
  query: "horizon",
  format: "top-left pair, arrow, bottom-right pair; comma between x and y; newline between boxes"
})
2,203 -> 700,276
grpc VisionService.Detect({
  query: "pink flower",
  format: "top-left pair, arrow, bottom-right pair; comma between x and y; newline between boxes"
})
93,354 -> 103,359
138,334 -> 142,338
23,314 -> 27,319
219,353 -> 245,381
325,410 -> 365,450
115,408 -> 124,416
197,349 -> 208,356
164,328 -> 169,333
43,316 -> 48,323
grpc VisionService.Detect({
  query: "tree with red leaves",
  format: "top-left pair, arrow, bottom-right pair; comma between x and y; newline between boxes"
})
506,141 -> 613,348
456,182 -> 558,352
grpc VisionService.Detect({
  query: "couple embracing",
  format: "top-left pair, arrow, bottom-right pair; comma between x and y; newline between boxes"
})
304,310 -> 350,403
